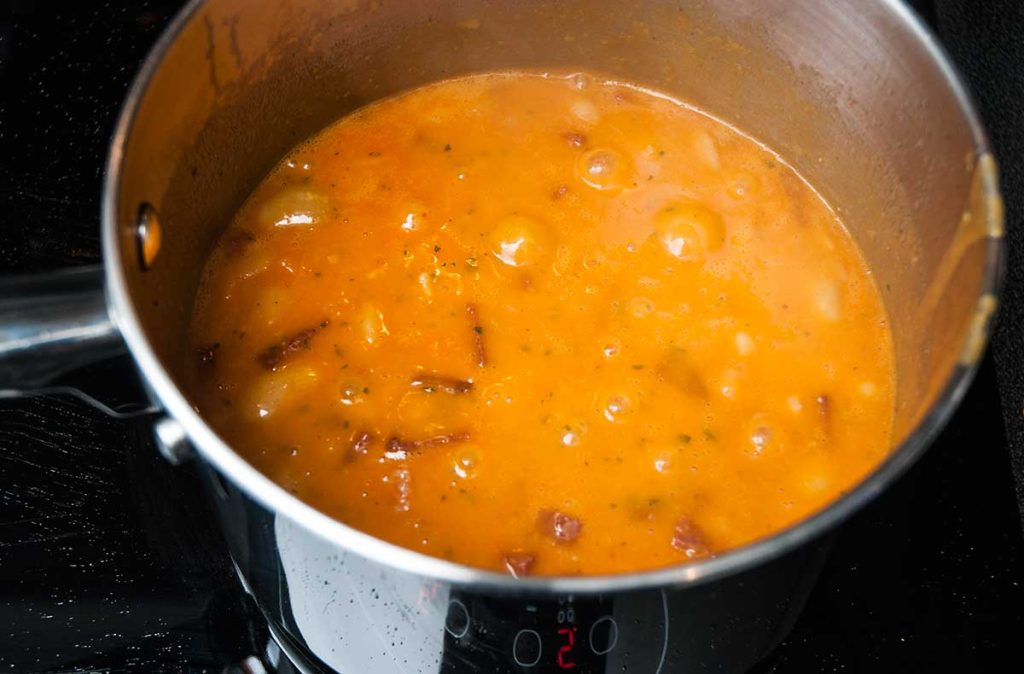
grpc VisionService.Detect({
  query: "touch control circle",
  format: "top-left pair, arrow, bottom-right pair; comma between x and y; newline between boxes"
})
512,629 -> 543,667
589,615 -> 619,655
444,599 -> 470,638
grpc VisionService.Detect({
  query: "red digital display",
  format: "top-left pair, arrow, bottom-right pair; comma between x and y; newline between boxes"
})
556,626 -> 577,669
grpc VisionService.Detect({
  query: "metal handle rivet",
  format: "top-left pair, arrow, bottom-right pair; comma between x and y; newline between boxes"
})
153,416 -> 194,465
136,202 -> 162,271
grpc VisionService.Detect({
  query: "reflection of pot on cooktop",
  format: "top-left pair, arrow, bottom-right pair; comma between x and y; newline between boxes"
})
1,0 -> 1024,672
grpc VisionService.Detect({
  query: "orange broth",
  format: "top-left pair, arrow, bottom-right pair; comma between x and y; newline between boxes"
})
187,72 -> 895,576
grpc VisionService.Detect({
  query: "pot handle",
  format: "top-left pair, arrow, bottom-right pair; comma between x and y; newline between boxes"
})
0,265 -> 125,389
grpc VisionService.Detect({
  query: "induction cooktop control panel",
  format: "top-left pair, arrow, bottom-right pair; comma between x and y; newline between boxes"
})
440,591 -> 669,673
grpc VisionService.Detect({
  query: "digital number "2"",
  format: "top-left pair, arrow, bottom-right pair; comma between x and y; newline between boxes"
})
557,626 -> 577,669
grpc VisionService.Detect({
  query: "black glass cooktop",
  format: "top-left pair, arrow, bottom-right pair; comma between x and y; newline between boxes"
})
2,1 -> 1023,672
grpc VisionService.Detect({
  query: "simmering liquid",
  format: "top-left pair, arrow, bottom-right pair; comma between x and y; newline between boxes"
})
187,72 -> 894,576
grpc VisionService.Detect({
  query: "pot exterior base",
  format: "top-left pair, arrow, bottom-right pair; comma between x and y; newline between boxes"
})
207,466 -> 831,674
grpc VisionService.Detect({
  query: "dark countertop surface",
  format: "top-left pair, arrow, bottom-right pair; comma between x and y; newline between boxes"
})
1,1 -> 1023,672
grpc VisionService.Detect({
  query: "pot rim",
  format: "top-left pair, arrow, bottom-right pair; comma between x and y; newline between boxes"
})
102,0 -> 1005,594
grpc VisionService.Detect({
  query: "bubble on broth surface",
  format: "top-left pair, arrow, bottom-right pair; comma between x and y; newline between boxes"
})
602,394 -> 633,423
653,450 -> 673,474
488,214 -> 551,267
652,201 -> 726,262
578,148 -> 631,191
629,296 -> 655,318
452,447 -> 480,480
559,421 -> 587,447
339,379 -> 368,407
750,425 -> 772,456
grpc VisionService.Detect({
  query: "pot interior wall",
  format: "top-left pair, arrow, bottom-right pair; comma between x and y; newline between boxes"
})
116,0 -> 994,453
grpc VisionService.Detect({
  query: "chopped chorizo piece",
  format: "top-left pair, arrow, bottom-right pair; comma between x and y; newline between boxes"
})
410,374 -> 474,395
386,432 -> 471,453
537,509 -> 582,544
257,321 -> 328,370
503,552 -> 536,578
671,517 -> 711,559
563,132 -> 586,148
816,394 -> 831,434
466,303 -> 487,368
345,431 -> 373,463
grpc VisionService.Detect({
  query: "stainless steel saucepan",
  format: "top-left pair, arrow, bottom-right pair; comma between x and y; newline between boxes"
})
0,1 -> 1003,672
